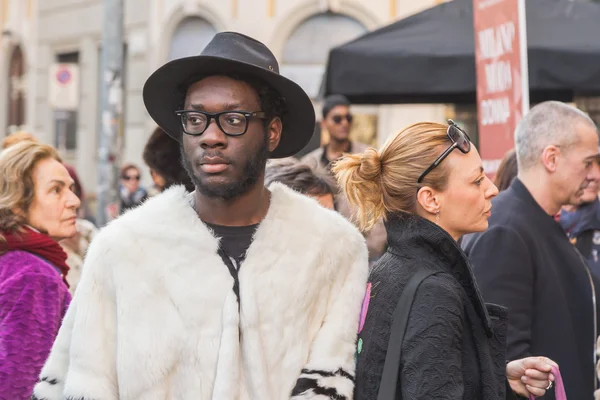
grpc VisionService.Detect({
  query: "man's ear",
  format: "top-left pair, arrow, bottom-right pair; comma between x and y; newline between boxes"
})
268,117 -> 283,153
541,145 -> 560,173
416,186 -> 441,215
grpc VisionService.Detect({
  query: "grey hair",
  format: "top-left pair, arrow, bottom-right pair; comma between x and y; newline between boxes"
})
265,158 -> 337,196
514,101 -> 597,171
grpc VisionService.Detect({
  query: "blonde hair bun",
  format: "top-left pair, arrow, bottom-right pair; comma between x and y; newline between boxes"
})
357,148 -> 382,181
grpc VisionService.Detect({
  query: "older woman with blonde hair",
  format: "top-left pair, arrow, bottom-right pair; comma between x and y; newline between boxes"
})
334,121 -> 558,399
1,130 -> 38,149
0,141 -> 79,398
1,134 -> 97,295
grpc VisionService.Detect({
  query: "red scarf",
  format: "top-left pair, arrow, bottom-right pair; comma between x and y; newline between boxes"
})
2,227 -> 70,287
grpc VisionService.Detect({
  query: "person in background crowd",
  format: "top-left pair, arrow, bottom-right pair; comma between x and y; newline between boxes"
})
265,158 -> 336,209
33,31 -> 368,400
463,101 -> 600,400
302,95 -> 368,170
1,133 -> 98,293
336,121 -> 557,399
119,163 -> 148,213
0,141 -> 79,399
495,149 -> 518,192
559,156 -> 600,277
60,165 -> 98,294
62,164 -> 95,223
2,131 -> 37,149
302,94 -> 387,262
143,126 -> 194,195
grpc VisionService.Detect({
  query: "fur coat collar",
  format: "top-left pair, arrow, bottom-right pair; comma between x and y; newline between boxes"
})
33,183 -> 368,400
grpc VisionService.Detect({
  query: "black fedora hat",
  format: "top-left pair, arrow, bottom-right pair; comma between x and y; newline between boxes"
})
142,32 -> 315,159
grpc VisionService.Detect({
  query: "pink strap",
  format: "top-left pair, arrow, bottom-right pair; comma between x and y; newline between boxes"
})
358,283 -> 372,334
529,365 -> 566,400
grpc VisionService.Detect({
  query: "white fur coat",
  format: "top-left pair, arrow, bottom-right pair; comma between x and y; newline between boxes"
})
33,183 -> 368,400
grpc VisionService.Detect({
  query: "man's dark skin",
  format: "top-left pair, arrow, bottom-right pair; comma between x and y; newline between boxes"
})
323,104 -> 352,162
181,75 -> 283,226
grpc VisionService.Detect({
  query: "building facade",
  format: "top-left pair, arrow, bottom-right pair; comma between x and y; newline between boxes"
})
0,0 -> 447,197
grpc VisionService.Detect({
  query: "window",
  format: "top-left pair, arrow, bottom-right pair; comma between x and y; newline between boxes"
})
169,17 -> 217,61
281,12 -> 367,99
282,12 -> 369,156
54,52 -> 79,151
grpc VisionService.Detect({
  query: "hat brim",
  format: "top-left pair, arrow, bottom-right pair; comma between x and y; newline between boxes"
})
143,56 -> 316,159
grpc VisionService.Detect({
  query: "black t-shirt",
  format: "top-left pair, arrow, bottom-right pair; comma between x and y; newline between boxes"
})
205,222 -> 258,305
204,222 -> 259,268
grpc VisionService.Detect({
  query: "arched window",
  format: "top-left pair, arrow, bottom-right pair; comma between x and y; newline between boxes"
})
168,17 -> 217,61
281,12 -> 367,99
7,45 -> 26,132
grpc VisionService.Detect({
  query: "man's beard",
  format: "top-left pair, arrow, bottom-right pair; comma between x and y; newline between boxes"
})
181,135 -> 270,201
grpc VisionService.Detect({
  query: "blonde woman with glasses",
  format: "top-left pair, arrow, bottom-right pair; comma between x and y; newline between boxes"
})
334,121 -> 558,400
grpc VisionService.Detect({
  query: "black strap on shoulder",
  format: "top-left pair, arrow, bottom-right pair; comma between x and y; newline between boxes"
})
575,230 -> 595,260
377,269 -> 440,400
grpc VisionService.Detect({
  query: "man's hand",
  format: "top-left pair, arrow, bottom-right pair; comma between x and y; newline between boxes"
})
506,356 -> 558,398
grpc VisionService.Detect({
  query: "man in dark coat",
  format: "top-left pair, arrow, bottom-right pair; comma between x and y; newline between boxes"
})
463,101 -> 600,400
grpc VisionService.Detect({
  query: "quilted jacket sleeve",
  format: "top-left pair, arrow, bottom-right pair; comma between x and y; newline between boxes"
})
0,268 -> 69,400
400,274 -> 466,399
290,231 -> 369,399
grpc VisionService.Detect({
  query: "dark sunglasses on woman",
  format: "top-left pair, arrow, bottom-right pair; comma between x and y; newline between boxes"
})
417,119 -> 471,183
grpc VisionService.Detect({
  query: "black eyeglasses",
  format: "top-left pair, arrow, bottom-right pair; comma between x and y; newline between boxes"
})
175,110 -> 268,136
123,175 -> 140,181
331,114 -> 353,124
417,119 -> 471,183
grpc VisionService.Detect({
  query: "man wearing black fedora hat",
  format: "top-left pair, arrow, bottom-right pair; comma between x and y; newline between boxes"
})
34,32 -> 368,400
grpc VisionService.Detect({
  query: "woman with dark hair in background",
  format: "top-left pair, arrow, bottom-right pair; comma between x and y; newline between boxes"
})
143,127 -> 194,194
495,149 -> 518,192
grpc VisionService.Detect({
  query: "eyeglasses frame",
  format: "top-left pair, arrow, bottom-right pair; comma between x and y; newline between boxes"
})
175,109 -> 268,136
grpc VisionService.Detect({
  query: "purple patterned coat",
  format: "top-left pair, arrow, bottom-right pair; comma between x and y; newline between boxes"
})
0,250 -> 71,400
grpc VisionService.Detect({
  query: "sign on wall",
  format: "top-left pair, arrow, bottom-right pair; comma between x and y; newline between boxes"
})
49,63 -> 80,111
473,0 -> 529,173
